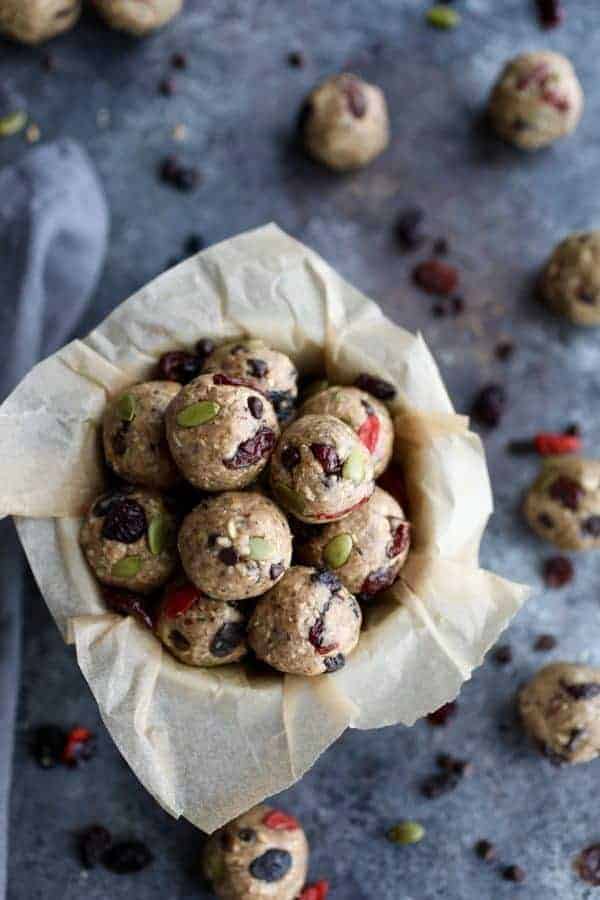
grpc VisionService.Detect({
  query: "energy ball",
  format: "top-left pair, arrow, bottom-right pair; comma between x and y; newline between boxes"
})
203,339 -> 298,424
301,72 -> 390,171
103,381 -> 180,491
519,662 -> 600,765
90,0 -> 182,35
203,804 -> 309,900
0,0 -> 80,45
80,487 -> 177,593
165,373 -> 279,491
295,487 -> 410,598
178,492 -> 293,602
270,414 -> 375,524
524,458 -> 600,551
248,566 -> 362,676
541,231 -> 600,326
488,51 -> 583,150
155,579 -> 247,667
300,385 -> 394,477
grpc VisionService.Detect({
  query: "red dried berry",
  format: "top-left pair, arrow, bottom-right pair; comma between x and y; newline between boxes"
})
103,587 -> 154,629
542,88 -> 570,111
357,414 -> 380,453
543,556 -> 573,588
314,496 -> 369,521
101,498 -> 147,544
212,372 -> 266,394
308,617 -> 339,655
355,373 -> 396,401
427,701 -> 457,727
549,476 -> 583,511
299,881 -> 330,900
494,644 -> 513,665
310,443 -> 341,475
534,433 -> 582,455
164,582 -> 200,618
62,727 -> 95,766
388,521 -> 410,558
157,350 -> 202,384
413,259 -> 459,296
224,426 -> 276,469
577,844 -> 600,886
360,565 -> 397,596
262,810 -> 300,831
475,839 -> 496,862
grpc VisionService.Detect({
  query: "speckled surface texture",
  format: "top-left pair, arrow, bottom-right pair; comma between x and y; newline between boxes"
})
2,1 -> 600,897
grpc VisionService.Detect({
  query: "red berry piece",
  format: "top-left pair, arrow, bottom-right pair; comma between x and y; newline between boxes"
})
224,427 -> 276,469
101,498 -> 147,544
359,565 -> 397,597
102,587 -> 154,629
299,881 -> 330,900
413,259 -> 459,296
543,556 -> 573,588
357,414 -> 380,453
157,350 -> 202,384
534,432 -> 582,455
388,521 -> 410,558
262,809 -> 300,831
62,727 -> 95,766
310,443 -> 341,475
164,582 -> 200,618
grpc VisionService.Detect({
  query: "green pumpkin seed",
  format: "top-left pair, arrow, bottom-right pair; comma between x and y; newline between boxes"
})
342,448 -> 366,483
249,536 -> 274,561
0,111 -> 27,137
111,556 -> 142,578
387,821 -> 426,845
148,515 -> 169,555
176,400 -> 220,427
323,533 -> 353,569
274,482 -> 305,514
116,393 -> 136,422
426,5 -> 460,29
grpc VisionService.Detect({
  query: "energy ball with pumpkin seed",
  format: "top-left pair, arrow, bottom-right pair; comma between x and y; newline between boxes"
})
519,662 -> 600,764
165,373 -> 279,491
203,804 -> 309,900
202,339 -> 299,424
80,487 -> 177,593
524,457 -> 600,551
248,565 -> 362,676
155,579 -> 247,667
295,487 -> 410,598
488,51 -> 583,150
300,385 -> 394,477
270,414 -> 374,524
301,72 -> 390,171
103,381 -> 180,490
178,492 -> 292,602
541,231 -> 600,326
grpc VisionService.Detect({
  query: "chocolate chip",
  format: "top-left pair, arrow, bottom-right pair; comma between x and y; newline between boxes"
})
323,653 -> 345,673
270,562 -> 284,580
248,396 -> 264,419
582,516 -> 600,537
92,487 -> 133,518
534,634 -> 557,652
185,234 -> 205,254
101,499 -> 147,544
79,825 -> 112,868
102,841 -> 154,874
159,155 -> 200,192
249,848 -> 292,882
219,547 -> 239,566
577,844 -> 600,885
427,701 -> 457,727
170,630 -> 191,652
354,373 -> 396,401
561,681 -> 600,701
471,384 -> 506,428
493,644 -> 513,665
436,753 -> 473,777
536,0 -> 564,28
475,839 -> 496,862
281,445 -> 301,470
549,476 -> 583,511
502,865 -> 526,883
543,555 -> 574,588
210,622 -> 246,658
247,358 -> 269,378
158,77 -> 176,96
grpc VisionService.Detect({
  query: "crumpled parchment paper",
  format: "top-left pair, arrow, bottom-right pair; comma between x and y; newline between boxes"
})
0,224 -> 528,833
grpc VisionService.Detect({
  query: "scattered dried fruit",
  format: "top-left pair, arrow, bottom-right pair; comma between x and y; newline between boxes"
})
62,727 -> 95,766
413,259 -> 459,295
79,825 -> 112,869
494,644 -> 513,665
534,432 -> 582,455
287,50 -> 305,68
536,0 -> 564,28
249,848 -> 292,882
576,843 -> 600,886
549,476 -> 583,511
103,587 -> 153,629
359,565 -> 397,597
357,414 -> 380,453
543,556 -> 573,588
262,810 -> 300,831
299,881 -> 330,900
420,771 -> 460,799
387,820 -> 425,845
164,582 -> 199,618
101,498 -> 147,544
103,841 -> 154,874
502,864 -> 526,883
388,521 -> 410,558
157,350 -> 203,383
561,681 -> 600,701
323,653 -> 345,672
219,546 -> 239,566
159,155 -> 200,192
471,384 -> 506,428
475,839 -> 497,862
310,443 -> 341,475
247,396 -> 263,419
534,634 -> 557,652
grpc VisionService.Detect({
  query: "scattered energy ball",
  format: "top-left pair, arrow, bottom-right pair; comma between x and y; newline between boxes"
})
488,51 -> 583,150
248,566 -> 362,676
103,381 -> 181,491
203,804 -> 309,900
80,487 -> 177,593
301,72 -> 390,171
524,457 -> 600,551
155,580 -> 247,667
165,373 -> 279,491
519,662 -> 600,765
90,0 -> 182,35
178,492 -> 293,602
541,231 -> 600,326
300,384 -> 394,478
270,414 -> 375,524
0,0 -> 80,44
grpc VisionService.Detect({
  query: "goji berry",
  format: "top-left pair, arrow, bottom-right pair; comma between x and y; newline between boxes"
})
164,582 -> 200,618
534,432 -> 582,455
262,809 -> 300,831
299,880 -> 330,900
357,414 -> 380,453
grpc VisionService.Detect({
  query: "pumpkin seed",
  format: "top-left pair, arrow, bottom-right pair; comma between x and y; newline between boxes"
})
148,515 -> 169,555
426,5 -> 460,29
176,400 -> 220,427
323,533 -> 353,569
249,536 -> 274,561
111,556 -> 142,578
273,482 -> 305,514
0,111 -> 27,137
387,821 -> 425,845
342,448 -> 366,483
116,393 -> 136,422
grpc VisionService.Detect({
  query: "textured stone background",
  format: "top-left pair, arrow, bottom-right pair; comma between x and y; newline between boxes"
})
2,1 -> 600,897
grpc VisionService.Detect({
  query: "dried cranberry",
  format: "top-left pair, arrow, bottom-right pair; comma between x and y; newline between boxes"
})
323,653 -> 345,673
395,208 -> 426,251
79,825 -> 112,868
270,562 -> 284,580
164,582 -> 200,618
157,350 -> 202,384
31,725 -> 67,768
549,476 -> 583,511
582,516 -> 600,537
534,432 -> 581,455
92,488 -> 132,518
502,865 -> 526,883
310,443 -> 341,475
101,498 -> 147,544
248,396 -> 263,419
388,521 -> 410,558
536,0 -> 564,27
281,445 -> 301,470
224,426 -> 276,469
268,390 -> 296,424
471,384 -> 506,428
543,556 -> 573,588
308,617 -> 338,655
299,881 -> 330,900
249,848 -> 292,882
247,358 -> 269,378
360,566 -> 397,596
577,844 -> 600,886
62,727 -> 95,766
475,840 -> 496,862
534,634 -> 557,651
413,259 -> 459,296
210,622 -> 246,657
262,810 -> 300,831
212,372 -> 264,393
219,547 -> 239,566
494,644 -> 513,665
357,414 -> 380,453
561,681 -> 600,701
354,373 -> 396,401
343,77 -> 367,117
427,701 -> 457,727
102,587 -> 153,629
311,569 -> 342,592
102,841 -> 153,874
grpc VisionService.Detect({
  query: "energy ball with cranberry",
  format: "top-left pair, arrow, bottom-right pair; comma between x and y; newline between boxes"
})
165,373 -> 279,491
541,231 -> 600,326
178,492 -> 292,602
519,662 -> 600,764
203,339 -> 298,424
488,51 -> 583,150
103,381 -> 180,490
155,579 -> 247,667
270,414 -> 375,524
248,566 -> 362,676
203,804 -> 308,900
524,458 -> 600,551
91,0 -> 182,36
301,72 -> 390,171
300,385 -> 394,477
295,487 -> 410,598
80,487 -> 177,593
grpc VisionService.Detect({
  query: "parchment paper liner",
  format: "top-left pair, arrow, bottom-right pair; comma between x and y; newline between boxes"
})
0,224 -> 527,832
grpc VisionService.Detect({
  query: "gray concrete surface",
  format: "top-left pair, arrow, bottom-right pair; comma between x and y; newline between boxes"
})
2,0 -> 600,897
